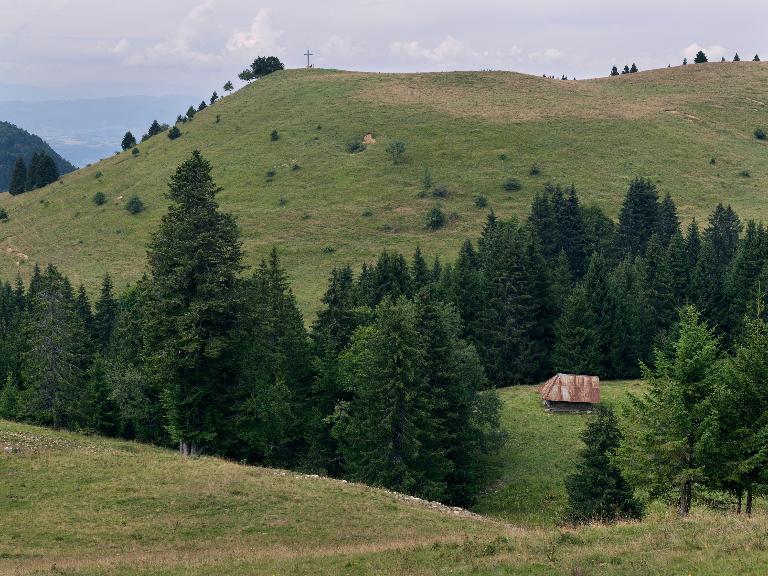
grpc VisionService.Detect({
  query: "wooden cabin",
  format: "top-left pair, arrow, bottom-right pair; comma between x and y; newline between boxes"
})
538,373 -> 600,413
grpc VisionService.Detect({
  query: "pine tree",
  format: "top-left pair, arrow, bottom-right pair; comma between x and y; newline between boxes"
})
622,65 -> 630,74
147,151 -> 244,456
629,63 -> 638,73
552,284 -> 600,374
642,234 -> 676,336
565,405 -> 643,523
121,131 -> 137,151
726,221 -> 767,334
210,91 -> 219,104
9,157 -> 27,194
610,66 -> 619,76
754,54 -> 761,62
734,53 -> 741,62
527,192 -> 557,261
616,178 -> 659,256
560,185 -> 588,278
224,81 -> 234,94
694,50 -> 708,63
616,305 -> 720,516
198,100 -> 207,112
186,106 -> 196,121
705,203 -> 742,271
411,246 -> 430,292
684,218 -> 701,272
74,284 -> 94,339
25,152 -> 42,190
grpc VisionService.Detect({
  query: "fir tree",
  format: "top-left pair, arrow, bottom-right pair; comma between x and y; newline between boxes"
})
565,405 -> 643,523
146,151 -> 244,456
210,91 -> 219,104
186,106 -> 196,121
694,50 -> 708,63
411,246 -> 430,292
629,63 -> 638,73
733,53 -> 741,62
610,65 -> 619,76
622,65 -> 630,74
224,81 -> 234,94
656,192 -> 680,245
704,203 -> 742,271
93,274 -> 117,350
754,54 -> 761,62
9,157 -> 27,195
198,100 -> 207,112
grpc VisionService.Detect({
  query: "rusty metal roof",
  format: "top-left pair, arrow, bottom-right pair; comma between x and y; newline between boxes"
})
539,373 -> 600,404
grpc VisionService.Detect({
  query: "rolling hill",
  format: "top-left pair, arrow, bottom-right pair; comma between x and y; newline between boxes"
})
0,121 -> 75,191
2,381 -> 766,575
1,63 -> 767,315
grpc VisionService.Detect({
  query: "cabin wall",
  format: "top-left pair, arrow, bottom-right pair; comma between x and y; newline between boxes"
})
544,401 -> 594,413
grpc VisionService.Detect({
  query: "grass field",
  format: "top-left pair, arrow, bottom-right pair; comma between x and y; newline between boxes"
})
1,63 -> 768,317
2,381 -> 767,575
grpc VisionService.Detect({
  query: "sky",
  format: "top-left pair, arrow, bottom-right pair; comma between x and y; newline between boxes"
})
1,0 -> 767,100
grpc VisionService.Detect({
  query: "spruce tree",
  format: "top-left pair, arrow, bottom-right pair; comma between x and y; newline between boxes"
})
25,152 -> 41,190
93,274 -> 118,350
616,305 -> 720,516
622,65 -> 630,74
411,246 -> 430,292
754,54 -> 761,62
552,284 -> 600,374
734,53 -> 741,62
9,157 -> 27,195
629,63 -> 638,73
147,150 -> 244,455
121,131 -> 137,151
656,192 -> 680,245
616,178 -> 660,256
694,50 -> 708,63
726,221 -> 767,334
704,203 -> 742,271
565,405 -> 643,523
610,65 -> 619,76
210,91 -> 219,104
224,81 -> 234,94
198,100 -> 207,112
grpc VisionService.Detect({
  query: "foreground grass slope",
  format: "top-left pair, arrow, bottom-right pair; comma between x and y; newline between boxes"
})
2,382 -> 767,575
1,63 -> 768,315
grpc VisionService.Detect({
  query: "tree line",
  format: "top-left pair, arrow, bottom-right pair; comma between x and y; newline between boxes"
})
8,151 -> 60,195
2,150 -> 768,512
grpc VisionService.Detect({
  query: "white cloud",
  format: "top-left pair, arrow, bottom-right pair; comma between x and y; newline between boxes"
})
110,38 -> 130,54
225,9 -> 283,55
528,48 -> 565,61
682,43 -> 727,61
321,35 -> 362,58
123,0 -> 225,67
389,36 -> 476,61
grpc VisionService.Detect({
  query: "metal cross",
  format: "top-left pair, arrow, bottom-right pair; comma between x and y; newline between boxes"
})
304,50 -> 313,68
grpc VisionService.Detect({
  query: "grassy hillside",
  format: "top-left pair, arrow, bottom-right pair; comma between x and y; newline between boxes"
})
1,63 -> 768,315
3,382 -> 768,575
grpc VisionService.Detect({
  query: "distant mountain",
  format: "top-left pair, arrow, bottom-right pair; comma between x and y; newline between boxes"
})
0,121 -> 75,191
0,95 -> 193,167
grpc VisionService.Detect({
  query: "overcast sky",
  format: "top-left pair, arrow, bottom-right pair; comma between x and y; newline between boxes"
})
1,0 -> 766,100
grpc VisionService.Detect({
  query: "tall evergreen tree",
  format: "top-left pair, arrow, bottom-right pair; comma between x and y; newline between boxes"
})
694,50 -> 708,63
146,150 -> 244,455
656,193 -> 680,245
616,178 -> 660,256
565,405 -> 643,523
552,284 -> 600,374
93,274 -> 118,350
121,131 -> 137,151
9,157 -> 27,194
705,203 -> 742,271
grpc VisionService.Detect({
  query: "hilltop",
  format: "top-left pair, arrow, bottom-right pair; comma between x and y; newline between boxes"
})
1,63 -> 767,314
2,381 -> 766,575
0,121 -> 75,191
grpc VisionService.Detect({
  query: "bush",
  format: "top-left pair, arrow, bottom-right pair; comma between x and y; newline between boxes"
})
266,169 -> 276,182
125,196 -> 144,214
361,209 -> 373,217
278,195 -> 287,207
498,153 -> 508,161
321,246 -> 336,254
0,208 -> 8,222
432,184 -> 449,198
93,191 -> 107,206
529,162 -> 542,176
386,140 -> 406,164
291,163 -> 301,171
131,147 -> 140,156
168,126 -> 182,140
474,195 -> 488,208
424,206 -> 446,230
94,171 -> 103,179
740,169 -> 752,178
270,130 -> 280,141
346,137 -> 366,154
709,157 -> 716,165
755,128 -> 766,140
502,178 -> 522,192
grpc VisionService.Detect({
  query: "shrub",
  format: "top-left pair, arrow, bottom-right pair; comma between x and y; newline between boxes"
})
321,246 -> 336,254
0,208 -> 8,222
346,137 -> 366,154
432,184 -> 449,198
755,128 -> 766,140
386,140 -> 406,164
709,157 -> 716,165
278,195 -> 287,207
94,171 -> 103,179
474,195 -> 488,208
93,191 -> 107,206
131,147 -> 140,156
529,162 -> 542,176
291,163 -> 301,171
361,209 -> 373,217
266,169 -> 276,182
424,206 -> 446,230
125,196 -> 144,214
740,169 -> 752,178
167,126 -> 182,140
215,114 -> 221,124
502,178 -> 522,192
498,153 -> 508,161
270,130 -> 280,141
